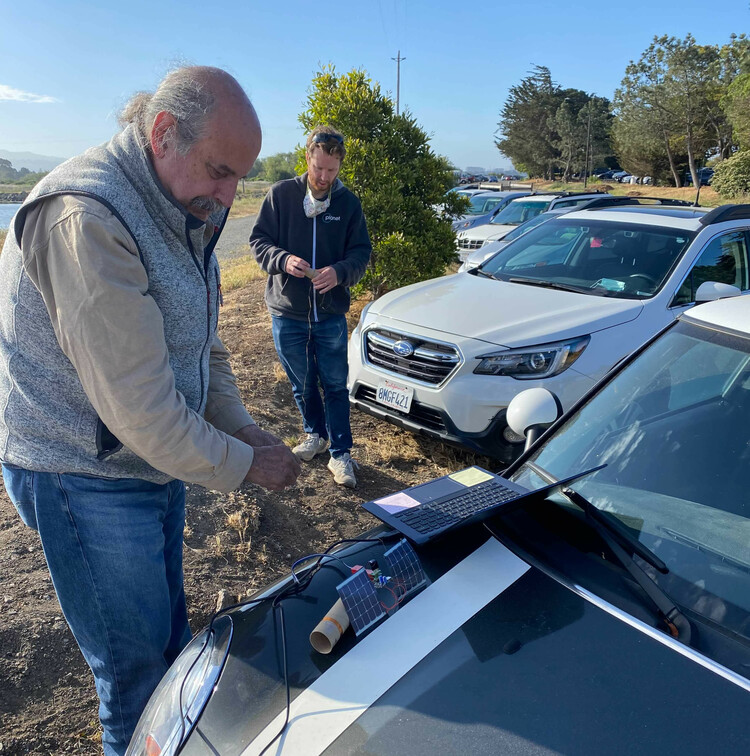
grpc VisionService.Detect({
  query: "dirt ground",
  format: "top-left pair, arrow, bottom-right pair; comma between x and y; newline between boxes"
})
0,277 -> 492,754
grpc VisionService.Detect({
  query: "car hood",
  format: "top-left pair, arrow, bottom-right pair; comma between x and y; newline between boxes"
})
458,223 -> 514,242
186,531 -> 750,756
367,274 -> 643,347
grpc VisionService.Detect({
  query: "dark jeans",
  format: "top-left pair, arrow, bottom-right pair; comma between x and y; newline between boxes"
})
2,465 -> 191,756
271,314 -> 352,457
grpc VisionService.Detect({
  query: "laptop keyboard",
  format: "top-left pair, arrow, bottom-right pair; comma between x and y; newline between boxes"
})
392,480 -> 519,534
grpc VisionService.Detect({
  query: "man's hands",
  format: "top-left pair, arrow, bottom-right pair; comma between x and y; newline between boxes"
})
285,255 -> 311,278
234,424 -> 301,491
311,266 -> 338,294
234,424 -> 283,447
284,256 -> 339,294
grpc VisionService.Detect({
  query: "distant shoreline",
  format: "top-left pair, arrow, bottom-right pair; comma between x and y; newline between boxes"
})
0,193 -> 28,204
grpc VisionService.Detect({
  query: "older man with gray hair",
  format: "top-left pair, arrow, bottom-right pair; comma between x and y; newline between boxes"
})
0,66 -> 300,755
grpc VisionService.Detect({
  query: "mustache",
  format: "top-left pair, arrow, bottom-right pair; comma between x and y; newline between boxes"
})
190,196 -> 226,216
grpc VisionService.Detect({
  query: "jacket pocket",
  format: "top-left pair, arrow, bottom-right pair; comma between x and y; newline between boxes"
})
95,418 -> 123,460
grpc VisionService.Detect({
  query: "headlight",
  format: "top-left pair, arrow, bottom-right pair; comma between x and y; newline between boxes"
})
474,336 -> 590,379
481,239 -> 495,247
126,616 -> 232,756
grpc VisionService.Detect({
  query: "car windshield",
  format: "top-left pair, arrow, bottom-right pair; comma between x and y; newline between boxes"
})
468,194 -> 507,215
500,212 -> 556,242
511,319 -> 750,642
481,218 -> 695,298
490,199 -> 552,226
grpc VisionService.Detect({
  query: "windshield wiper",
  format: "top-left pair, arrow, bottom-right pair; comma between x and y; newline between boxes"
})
508,277 -> 588,294
524,463 -> 692,643
562,487 -> 692,643
472,268 -> 497,279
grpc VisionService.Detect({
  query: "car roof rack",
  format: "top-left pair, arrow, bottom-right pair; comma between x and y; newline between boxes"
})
580,196 -> 696,210
698,204 -> 750,225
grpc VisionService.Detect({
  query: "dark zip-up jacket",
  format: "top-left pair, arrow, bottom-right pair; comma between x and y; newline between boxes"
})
249,173 -> 371,321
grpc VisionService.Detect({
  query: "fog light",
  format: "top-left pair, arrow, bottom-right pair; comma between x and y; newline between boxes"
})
503,426 -> 525,444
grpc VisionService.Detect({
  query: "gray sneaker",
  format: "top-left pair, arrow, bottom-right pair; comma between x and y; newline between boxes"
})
293,433 -> 329,461
327,453 -> 359,488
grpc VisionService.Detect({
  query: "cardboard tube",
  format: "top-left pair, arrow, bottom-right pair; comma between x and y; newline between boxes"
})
310,598 -> 350,654
303,268 -> 318,280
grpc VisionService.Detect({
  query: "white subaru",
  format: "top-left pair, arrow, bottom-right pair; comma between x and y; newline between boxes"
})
349,203 -> 750,461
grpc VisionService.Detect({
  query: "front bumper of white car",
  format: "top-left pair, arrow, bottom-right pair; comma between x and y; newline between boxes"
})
348,318 -> 595,461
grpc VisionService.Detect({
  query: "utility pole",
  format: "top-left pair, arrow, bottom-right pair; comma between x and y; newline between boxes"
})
391,50 -> 406,115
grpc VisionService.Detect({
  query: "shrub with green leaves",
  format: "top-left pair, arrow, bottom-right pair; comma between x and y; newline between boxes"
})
711,151 -> 750,198
298,67 -> 466,298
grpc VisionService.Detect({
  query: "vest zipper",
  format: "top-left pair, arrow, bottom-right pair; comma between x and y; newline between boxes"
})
185,224 -> 210,403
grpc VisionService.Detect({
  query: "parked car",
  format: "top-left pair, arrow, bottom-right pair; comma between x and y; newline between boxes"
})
452,190 -> 532,232
349,203 -> 749,461
455,193 -> 610,253
685,167 -> 714,186
127,295 -> 750,756
457,208 -> 571,269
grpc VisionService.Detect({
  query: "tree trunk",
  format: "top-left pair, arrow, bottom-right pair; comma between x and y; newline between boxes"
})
663,129 -> 682,187
686,128 -> 700,189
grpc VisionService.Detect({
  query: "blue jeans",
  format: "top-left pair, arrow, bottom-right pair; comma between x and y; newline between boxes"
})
1,465 -> 192,756
271,314 -> 352,457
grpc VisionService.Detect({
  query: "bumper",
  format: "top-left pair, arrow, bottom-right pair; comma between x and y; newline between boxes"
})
350,381 -> 523,461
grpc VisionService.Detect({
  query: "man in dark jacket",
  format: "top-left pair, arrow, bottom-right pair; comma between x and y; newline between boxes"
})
250,126 -> 372,487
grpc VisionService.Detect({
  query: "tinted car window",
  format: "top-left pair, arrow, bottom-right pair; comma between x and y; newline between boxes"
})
674,231 -> 749,305
490,200 -> 551,226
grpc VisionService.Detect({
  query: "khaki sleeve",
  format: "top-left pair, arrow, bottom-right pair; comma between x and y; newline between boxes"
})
205,334 -> 256,434
21,196 -> 255,493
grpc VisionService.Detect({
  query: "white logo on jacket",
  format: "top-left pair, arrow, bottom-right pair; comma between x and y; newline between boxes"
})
322,214 -> 341,223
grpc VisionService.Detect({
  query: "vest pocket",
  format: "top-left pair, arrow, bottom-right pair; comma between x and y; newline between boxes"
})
95,418 -> 123,460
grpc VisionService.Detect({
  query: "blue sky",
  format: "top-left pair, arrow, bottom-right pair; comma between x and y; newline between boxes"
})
1,0 -> 747,171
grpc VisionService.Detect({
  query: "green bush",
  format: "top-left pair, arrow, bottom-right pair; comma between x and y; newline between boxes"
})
711,151 -> 750,198
298,67 -> 464,298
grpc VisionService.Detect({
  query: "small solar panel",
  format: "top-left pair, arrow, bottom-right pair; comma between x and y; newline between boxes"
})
384,539 -> 427,597
336,568 -> 386,636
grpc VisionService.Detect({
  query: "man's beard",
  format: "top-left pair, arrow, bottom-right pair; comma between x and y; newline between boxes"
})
190,196 -> 225,217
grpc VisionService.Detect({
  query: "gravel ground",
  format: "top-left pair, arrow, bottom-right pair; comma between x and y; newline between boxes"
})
214,214 -> 257,260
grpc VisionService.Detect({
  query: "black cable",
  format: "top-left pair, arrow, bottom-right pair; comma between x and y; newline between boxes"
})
258,599 -> 291,756
177,534 -> 401,753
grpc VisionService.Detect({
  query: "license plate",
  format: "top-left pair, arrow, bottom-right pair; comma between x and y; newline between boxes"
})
375,379 -> 414,413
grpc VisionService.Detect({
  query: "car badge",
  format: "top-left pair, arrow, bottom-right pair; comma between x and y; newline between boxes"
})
393,340 -> 415,357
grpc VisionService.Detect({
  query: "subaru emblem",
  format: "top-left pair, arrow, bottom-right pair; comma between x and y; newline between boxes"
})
393,340 -> 415,357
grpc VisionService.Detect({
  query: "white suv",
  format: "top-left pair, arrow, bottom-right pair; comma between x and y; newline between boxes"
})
349,203 -> 750,461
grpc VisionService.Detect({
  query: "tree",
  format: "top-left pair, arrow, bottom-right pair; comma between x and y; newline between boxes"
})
614,40 -> 684,186
298,67 -> 462,297
496,66 -> 561,179
259,152 -> 296,182
497,69 -> 614,180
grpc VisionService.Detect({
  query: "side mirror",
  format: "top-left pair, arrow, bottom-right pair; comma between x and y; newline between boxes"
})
695,281 -> 741,305
506,388 -> 563,451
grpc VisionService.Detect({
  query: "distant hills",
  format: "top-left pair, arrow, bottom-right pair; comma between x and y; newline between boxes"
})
0,150 -> 66,173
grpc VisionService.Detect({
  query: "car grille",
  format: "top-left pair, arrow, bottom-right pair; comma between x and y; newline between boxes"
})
364,329 -> 461,385
457,238 -> 484,250
354,385 -> 448,432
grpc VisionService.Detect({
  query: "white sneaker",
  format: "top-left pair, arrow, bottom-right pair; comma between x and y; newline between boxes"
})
292,433 -> 329,461
327,453 -> 359,488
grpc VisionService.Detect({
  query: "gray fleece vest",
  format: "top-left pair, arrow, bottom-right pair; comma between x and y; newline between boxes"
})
0,125 -> 225,482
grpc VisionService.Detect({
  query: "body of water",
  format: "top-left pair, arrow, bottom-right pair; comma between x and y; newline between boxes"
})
0,203 -> 22,230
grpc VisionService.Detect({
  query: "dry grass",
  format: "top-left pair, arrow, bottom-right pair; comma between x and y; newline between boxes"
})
273,362 -> 288,383
229,182 -> 271,219
534,180 -> 725,207
0,228 -> 7,250
220,251 -> 266,292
